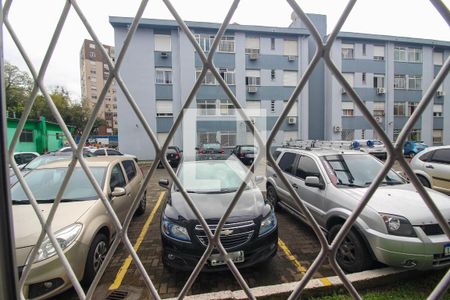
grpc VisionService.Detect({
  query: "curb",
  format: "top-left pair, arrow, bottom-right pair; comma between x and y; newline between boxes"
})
166,267 -> 412,300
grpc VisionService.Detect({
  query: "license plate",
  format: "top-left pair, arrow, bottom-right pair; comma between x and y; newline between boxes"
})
246,154 -> 255,158
444,244 -> 450,256
209,251 -> 244,266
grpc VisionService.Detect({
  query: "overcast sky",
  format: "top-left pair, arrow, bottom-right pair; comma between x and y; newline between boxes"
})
3,0 -> 450,102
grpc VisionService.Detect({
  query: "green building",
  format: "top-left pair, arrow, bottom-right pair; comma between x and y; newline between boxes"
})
7,117 -> 74,154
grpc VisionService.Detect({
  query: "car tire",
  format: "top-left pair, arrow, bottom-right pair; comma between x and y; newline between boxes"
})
135,192 -> 147,216
82,233 -> 109,286
417,175 -> 431,188
328,225 -> 373,273
266,185 -> 279,211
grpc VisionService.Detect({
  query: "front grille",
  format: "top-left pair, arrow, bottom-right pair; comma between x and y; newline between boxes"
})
433,253 -> 450,266
420,222 -> 450,236
195,220 -> 255,250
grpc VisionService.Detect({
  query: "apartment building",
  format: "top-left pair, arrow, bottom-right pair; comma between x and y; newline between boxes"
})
80,39 -> 118,135
110,14 -> 449,160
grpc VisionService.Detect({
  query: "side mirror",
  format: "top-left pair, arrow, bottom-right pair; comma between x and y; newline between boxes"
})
159,179 -> 170,189
305,176 -> 325,189
255,176 -> 265,184
111,187 -> 126,197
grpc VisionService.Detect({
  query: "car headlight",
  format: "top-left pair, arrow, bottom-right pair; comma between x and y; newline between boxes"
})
161,217 -> 191,242
34,223 -> 83,263
379,213 -> 416,237
259,211 -> 277,236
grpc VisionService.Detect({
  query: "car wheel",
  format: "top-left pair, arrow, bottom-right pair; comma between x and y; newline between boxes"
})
82,233 -> 108,286
328,225 -> 373,273
417,175 -> 431,188
135,192 -> 147,216
266,185 -> 279,211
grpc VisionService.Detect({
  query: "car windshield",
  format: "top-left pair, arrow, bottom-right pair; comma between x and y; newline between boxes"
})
202,143 -> 220,149
322,154 -> 404,187
177,161 -> 253,193
11,167 -> 106,203
24,156 -> 70,170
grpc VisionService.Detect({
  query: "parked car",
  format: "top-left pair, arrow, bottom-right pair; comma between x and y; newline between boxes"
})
267,146 -> 450,273
404,140 -> 428,157
11,157 -> 146,299
352,140 -> 387,160
196,143 -> 225,160
58,146 -> 93,153
89,148 -> 138,162
159,158 -> 277,271
13,152 -> 40,166
231,145 -> 258,165
157,146 -> 182,168
410,145 -> 450,195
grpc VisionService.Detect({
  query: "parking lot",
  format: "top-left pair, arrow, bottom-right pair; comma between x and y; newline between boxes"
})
54,162 -> 338,299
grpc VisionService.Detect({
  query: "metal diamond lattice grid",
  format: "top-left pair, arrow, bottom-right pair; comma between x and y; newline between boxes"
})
2,0 -> 450,299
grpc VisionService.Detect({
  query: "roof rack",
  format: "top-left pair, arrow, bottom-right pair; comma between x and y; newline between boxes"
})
283,140 -> 356,151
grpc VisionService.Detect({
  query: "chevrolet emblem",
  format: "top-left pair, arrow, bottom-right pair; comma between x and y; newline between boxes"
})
220,229 -> 234,236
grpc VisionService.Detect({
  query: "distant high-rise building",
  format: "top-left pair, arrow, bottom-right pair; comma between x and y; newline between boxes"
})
80,39 -> 118,135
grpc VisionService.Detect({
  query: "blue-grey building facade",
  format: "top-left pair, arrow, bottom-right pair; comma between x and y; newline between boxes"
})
110,13 -> 449,160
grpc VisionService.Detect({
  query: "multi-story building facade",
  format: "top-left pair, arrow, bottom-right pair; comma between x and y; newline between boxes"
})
110,14 -> 449,160
80,39 -> 118,135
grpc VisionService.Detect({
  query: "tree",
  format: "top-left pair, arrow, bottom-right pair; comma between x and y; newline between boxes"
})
4,61 -> 33,117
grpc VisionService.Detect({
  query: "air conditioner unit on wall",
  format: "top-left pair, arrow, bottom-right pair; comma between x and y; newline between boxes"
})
160,52 -> 168,58
333,125 -> 342,133
247,86 -> 257,93
250,117 -> 256,125
437,90 -> 445,97
288,117 -> 296,124
376,87 -> 386,94
288,55 -> 296,61
249,53 -> 259,60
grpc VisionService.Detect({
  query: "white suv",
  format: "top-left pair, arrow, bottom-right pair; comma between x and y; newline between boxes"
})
267,145 -> 450,273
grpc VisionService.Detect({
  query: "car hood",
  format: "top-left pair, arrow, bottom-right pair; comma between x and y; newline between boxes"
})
340,184 -> 450,225
13,201 -> 95,249
164,189 -> 269,222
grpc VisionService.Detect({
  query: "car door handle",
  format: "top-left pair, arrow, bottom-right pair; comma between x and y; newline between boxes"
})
291,183 -> 298,189
425,165 -> 434,169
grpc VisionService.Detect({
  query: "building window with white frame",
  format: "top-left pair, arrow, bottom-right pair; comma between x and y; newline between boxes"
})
89,43 -> 95,49
283,39 -> 297,56
394,74 -> 407,89
394,102 -> 407,116
219,36 -> 235,52
408,75 -> 422,90
219,68 -> 235,85
246,100 -> 261,117
433,104 -> 443,117
409,129 -> 421,141
220,131 -> 237,147
408,102 -> 418,116
373,74 -> 385,88
433,129 -> 443,145
283,71 -> 298,86
196,69 -> 216,85
156,100 -> 173,117
394,46 -> 407,62
245,36 -> 260,54
245,69 -> 261,86
408,48 -> 422,63
195,34 -> 213,52
341,43 -> 354,59
195,34 -> 234,52
220,100 -> 235,116
433,51 -> 444,65
373,102 -> 385,117
342,102 -> 354,116
197,100 -> 216,116
342,73 -> 354,87
282,100 -> 298,117
155,34 -> 171,52
394,46 -> 422,63
155,68 -> 172,84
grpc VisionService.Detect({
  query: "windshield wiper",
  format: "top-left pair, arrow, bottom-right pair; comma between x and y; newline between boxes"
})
337,182 -> 366,188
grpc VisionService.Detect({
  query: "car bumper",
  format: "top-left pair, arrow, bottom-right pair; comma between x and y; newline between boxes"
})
162,228 -> 278,271
365,228 -> 450,270
19,240 -> 89,299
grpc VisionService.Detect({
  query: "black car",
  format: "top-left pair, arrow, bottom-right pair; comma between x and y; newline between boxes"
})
159,159 -> 278,271
157,146 -> 182,168
196,143 -> 226,160
231,145 -> 258,165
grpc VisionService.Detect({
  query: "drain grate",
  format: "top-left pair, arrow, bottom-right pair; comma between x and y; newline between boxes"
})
105,290 -> 129,300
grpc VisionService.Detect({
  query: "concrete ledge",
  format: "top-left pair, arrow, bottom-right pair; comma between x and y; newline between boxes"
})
166,267 -> 413,300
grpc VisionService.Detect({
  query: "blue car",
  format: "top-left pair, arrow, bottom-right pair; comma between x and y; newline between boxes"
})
403,140 -> 428,157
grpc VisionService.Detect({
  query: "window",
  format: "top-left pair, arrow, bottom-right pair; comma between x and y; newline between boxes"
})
341,43 -> 354,59
88,52 -> 96,58
195,34 -> 234,52
90,69 -> 96,74
156,100 -> 173,117
110,164 -> 126,190
283,100 -> 298,117
94,149 -> 106,156
419,151 -> 434,161
342,102 -> 354,116
107,150 -> 122,156
408,48 -> 422,63
218,36 -> 235,52
394,46 -> 422,62
270,37 -> 276,50
246,100 -> 261,116
394,102 -> 406,116
245,70 -> 261,86
198,132 -> 217,144
196,70 -> 216,85
155,34 -> 171,52
373,74 -> 385,88
408,102 -> 418,116
394,46 -> 407,62
433,104 -> 443,117
122,160 -> 137,181
295,156 -> 321,180
362,72 -> 366,85
245,37 -> 260,54
409,129 -> 421,141
342,73 -> 354,87
432,130 -> 443,145
431,148 -> 450,164
155,68 -> 172,84
220,132 -> 236,147
373,102 -> 385,117
19,130 -> 33,142
373,45 -> 385,61
89,43 -> 95,49
362,43 -> 366,56
408,75 -> 422,90
283,71 -> 298,86
394,75 -> 406,89
433,51 -> 444,65
220,100 -> 234,116
283,39 -> 297,56
219,68 -> 235,85
278,152 -> 297,174
197,100 -> 216,116
271,69 -> 276,80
